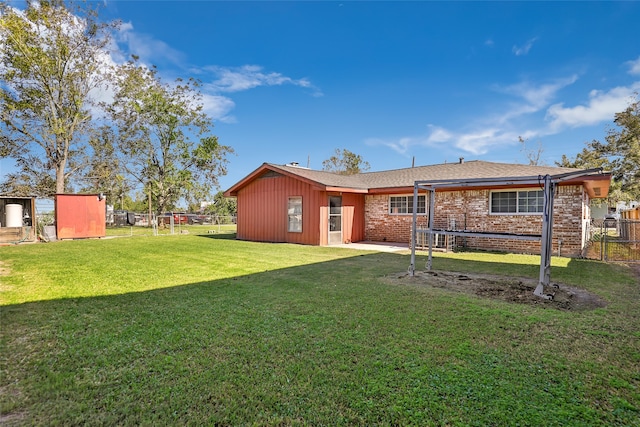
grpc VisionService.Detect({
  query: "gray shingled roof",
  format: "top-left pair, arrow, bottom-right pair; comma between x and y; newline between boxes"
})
271,161 -> 590,190
268,163 -> 368,189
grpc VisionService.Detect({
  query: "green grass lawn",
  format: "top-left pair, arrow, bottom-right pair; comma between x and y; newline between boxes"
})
1,234 -> 639,425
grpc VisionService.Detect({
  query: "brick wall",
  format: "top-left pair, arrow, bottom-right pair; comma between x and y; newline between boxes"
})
364,185 -> 587,257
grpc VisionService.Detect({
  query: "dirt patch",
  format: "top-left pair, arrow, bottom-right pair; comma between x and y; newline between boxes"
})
385,270 -> 607,311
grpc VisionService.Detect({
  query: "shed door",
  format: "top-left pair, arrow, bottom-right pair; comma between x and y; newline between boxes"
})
328,196 -> 342,245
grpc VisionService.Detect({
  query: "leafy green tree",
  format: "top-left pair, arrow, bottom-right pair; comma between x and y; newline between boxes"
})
557,97 -> 639,201
0,0 -> 117,195
122,192 -> 150,213
106,60 -> 234,215
594,98 -> 639,200
0,159 -> 57,196
556,146 -> 612,170
204,191 -> 237,220
322,148 -> 371,175
77,125 -> 131,206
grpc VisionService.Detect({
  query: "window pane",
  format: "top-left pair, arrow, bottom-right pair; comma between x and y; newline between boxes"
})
288,197 -> 302,232
289,216 -> 302,232
491,192 -> 516,213
329,215 -> 341,231
517,190 -> 543,213
390,196 -> 407,214
417,195 -> 426,214
329,196 -> 341,214
390,195 -> 426,214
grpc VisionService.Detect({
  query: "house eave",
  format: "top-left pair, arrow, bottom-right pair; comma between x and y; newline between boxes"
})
325,186 -> 369,194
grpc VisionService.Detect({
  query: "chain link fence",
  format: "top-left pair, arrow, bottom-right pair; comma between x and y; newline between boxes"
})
585,218 -> 640,262
106,212 -> 236,237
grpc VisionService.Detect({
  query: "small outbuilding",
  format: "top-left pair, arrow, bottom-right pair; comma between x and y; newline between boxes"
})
56,194 -> 106,240
0,196 -> 37,244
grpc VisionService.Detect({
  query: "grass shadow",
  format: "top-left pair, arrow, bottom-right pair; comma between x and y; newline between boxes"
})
195,232 -> 237,240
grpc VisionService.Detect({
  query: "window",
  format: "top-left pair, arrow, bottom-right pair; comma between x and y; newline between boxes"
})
389,195 -> 426,215
490,190 -> 544,214
288,197 -> 302,232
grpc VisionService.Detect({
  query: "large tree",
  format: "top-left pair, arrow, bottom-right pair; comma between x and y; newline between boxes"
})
595,98 -> 640,200
557,97 -> 639,201
322,148 -> 370,175
0,1 -> 116,195
106,60 -> 233,215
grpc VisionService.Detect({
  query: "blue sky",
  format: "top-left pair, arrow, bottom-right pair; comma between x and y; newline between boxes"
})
4,1 -> 640,196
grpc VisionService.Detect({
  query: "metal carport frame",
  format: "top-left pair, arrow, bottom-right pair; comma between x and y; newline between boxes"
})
409,168 -> 603,299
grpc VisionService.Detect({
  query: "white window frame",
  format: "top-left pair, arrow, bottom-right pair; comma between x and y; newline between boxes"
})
288,196 -> 303,232
388,194 -> 427,215
490,189 -> 544,215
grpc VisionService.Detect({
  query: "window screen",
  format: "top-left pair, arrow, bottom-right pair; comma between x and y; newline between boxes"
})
491,190 -> 543,214
288,197 -> 302,232
389,195 -> 426,214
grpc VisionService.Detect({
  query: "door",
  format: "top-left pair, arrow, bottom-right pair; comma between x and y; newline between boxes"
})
328,196 -> 342,245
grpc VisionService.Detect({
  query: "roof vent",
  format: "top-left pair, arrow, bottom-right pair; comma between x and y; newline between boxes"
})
459,157 -> 464,164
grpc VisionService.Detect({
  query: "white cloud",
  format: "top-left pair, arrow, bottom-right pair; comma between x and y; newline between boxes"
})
368,76 -> 577,157
200,94 -> 236,123
366,127 -> 527,157
365,128 -> 452,155
626,56 -> 640,75
512,37 -> 538,56
115,22 -> 186,66
426,125 -> 453,143
481,75 -> 580,127
365,136 -> 413,155
205,65 -> 322,96
545,82 -> 640,130
110,26 -> 323,122
498,75 -> 578,109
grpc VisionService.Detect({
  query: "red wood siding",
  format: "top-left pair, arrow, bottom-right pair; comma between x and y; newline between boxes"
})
318,193 -> 365,245
319,203 -> 328,246
236,174 -> 366,246
342,193 -> 365,243
56,194 -> 106,239
236,173 -> 323,245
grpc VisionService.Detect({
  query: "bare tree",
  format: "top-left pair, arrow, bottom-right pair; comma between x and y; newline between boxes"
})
518,136 -> 544,166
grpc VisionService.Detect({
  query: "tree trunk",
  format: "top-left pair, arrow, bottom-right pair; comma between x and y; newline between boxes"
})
56,159 -> 66,194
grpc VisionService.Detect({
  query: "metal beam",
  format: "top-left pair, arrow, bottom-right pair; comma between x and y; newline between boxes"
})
416,229 -> 541,241
412,168 -> 603,189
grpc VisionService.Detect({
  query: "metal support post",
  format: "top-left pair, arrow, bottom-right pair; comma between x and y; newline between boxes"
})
535,174 -> 555,299
427,189 -> 435,271
409,183 -> 419,275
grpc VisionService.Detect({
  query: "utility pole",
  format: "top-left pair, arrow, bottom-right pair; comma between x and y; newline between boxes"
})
148,183 -> 153,227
